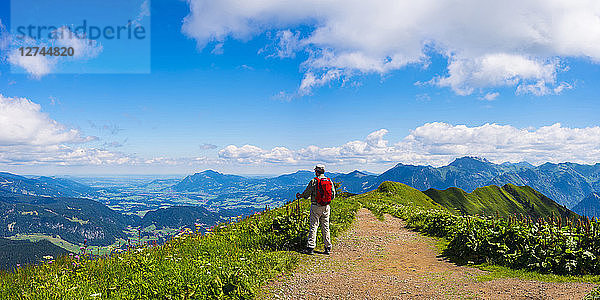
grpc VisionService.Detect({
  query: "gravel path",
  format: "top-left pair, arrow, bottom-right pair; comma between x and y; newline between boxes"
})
262,209 -> 596,299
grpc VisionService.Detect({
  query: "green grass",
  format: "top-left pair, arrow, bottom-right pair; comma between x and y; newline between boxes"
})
433,237 -> 450,255
474,263 -> 600,283
8,234 -> 80,253
354,181 -> 446,220
0,195 -> 360,299
423,184 -> 577,218
356,181 -> 574,221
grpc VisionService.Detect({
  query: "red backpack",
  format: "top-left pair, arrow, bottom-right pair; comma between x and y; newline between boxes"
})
315,177 -> 334,206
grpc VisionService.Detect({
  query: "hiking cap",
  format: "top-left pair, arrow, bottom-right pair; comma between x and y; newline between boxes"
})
315,164 -> 325,171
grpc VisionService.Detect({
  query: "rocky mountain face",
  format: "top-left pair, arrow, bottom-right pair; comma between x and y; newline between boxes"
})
334,157 -> 600,210
488,162 -> 600,208
572,193 -> 600,218
375,157 -> 533,193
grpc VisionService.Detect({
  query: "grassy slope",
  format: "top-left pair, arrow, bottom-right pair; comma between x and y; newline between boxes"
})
423,183 -> 578,218
355,181 -> 444,210
0,196 -> 361,299
0,238 -> 71,270
501,184 -> 578,218
357,180 -> 576,219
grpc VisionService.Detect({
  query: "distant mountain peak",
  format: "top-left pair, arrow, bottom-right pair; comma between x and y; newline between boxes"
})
196,170 -> 221,175
448,156 -> 493,168
392,162 -> 431,169
288,170 -> 313,174
451,156 -> 491,163
347,170 -> 367,177
500,161 -> 535,168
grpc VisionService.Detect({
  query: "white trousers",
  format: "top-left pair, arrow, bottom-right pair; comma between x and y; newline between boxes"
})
308,204 -> 332,249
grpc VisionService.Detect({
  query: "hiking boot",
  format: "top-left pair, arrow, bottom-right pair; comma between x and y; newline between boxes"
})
324,247 -> 331,255
303,247 -> 314,255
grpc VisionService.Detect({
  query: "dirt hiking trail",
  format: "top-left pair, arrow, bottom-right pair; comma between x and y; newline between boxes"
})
263,209 -> 596,299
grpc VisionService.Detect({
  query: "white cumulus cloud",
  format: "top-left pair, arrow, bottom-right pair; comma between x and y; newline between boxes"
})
0,95 -> 135,166
217,123 -> 600,167
218,145 -> 296,164
182,0 -> 600,96
0,95 -> 90,146
402,122 -> 600,165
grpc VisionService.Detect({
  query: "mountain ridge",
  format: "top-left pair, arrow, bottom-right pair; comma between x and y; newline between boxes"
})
0,172 -> 99,198
331,157 -> 600,209
364,181 -> 577,219
572,193 -> 600,218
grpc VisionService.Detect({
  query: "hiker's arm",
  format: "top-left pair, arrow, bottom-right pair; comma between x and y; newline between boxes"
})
297,180 -> 314,199
332,180 -> 336,199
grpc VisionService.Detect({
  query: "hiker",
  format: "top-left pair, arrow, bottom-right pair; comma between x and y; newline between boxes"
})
296,164 -> 335,255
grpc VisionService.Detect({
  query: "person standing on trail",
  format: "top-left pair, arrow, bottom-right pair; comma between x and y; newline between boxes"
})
296,164 -> 335,255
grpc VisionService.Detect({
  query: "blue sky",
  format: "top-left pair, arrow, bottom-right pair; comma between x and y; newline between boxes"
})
1,0 -> 600,175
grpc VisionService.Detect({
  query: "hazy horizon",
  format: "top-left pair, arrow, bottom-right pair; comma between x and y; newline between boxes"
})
4,156 -> 600,178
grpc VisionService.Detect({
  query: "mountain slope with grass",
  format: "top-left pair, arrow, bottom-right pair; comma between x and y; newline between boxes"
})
353,181 -> 576,219
0,172 -> 98,198
0,193 -> 138,246
357,182 -> 600,276
140,205 -> 223,230
0,238 -> 71,270
353,181 -> 444,210
423,183 -> 577,218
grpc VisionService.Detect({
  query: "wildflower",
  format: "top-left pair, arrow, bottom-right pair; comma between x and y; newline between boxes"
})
90,293 -> 101,297
75,255 -> 80,260
16,264 -> 20,267
43,255 -> 54,260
